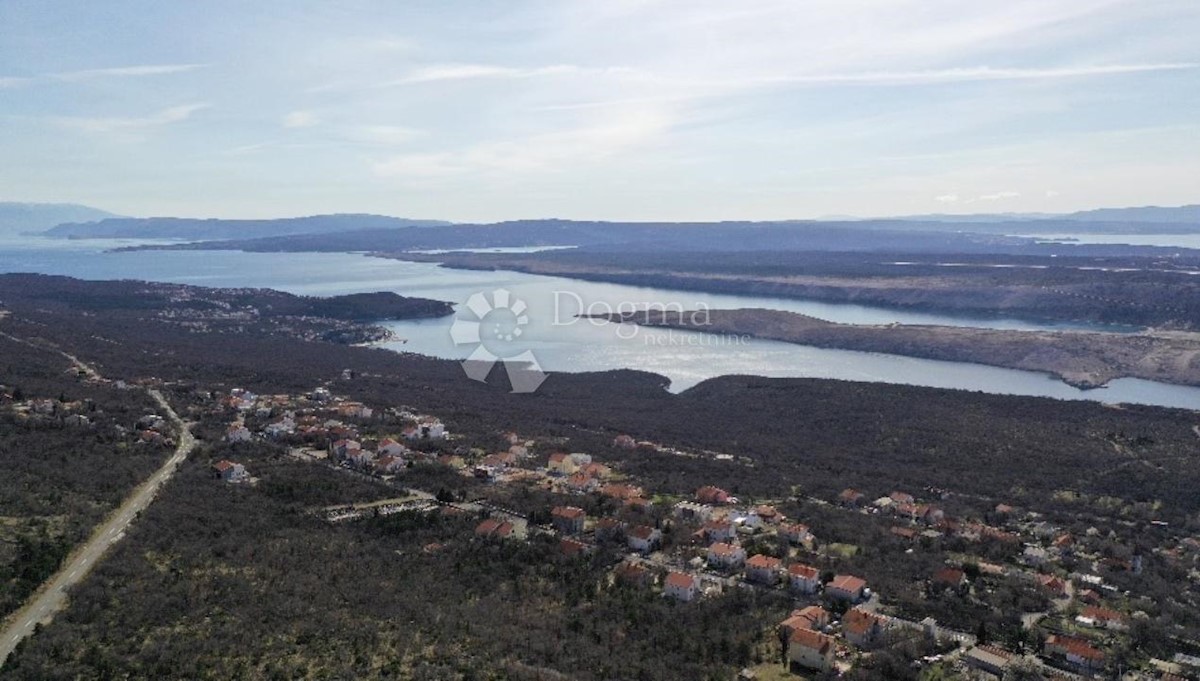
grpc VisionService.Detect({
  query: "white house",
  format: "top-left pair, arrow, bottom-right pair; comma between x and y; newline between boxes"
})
226,424 -> 252,443
788,628 -> 834,671
707,542 -> 746,570
627,525 -> 661,553
664,571 -> 699,602
745,554 -> 783,585
212,460 -> 248,482
789,563 -> 821,594
378,438 -> 408,457
826,574 -> 867,602
674,501 -> 714,522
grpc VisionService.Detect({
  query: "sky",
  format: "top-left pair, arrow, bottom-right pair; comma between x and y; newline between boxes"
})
1,0 -> 1198,222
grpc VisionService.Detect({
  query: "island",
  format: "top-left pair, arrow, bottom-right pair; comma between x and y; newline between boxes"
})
590,307 -> 1200,389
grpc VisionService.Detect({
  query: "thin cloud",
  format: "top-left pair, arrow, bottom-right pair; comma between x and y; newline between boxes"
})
344,125 -> 422,146
52,63 -> 207,82
283,110 -> 320,128
935,194 -> 960,203
373,108 -> 672,179
743,63 -> 1198,87
978,191 -> 1021,201
57,103 -> 210,134
387,63 -> 635,85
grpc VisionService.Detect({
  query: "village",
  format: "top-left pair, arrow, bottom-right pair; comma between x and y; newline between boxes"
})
198,383 -> 1200,681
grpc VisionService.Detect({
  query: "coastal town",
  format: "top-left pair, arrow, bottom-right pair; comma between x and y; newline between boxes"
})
186,383 -> 1200,681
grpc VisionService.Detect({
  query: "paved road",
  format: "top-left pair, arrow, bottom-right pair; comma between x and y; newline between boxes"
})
0,389 -> 196,665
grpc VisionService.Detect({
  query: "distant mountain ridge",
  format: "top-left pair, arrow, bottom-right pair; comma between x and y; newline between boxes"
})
44,213 -> 452,240
26,203 -> 1200,243
1063,204 -> 1200,223
0,202 -> 121,234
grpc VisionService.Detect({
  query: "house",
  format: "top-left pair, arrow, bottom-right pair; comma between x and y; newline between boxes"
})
842,608 -> 887,648
1022,545 -> 1049,567
404,419 -> 445,441
336,401 -> 373,419
580,462 -> 611,479
627,525 -> 661,553
787,627 -> 835,671
332,439 -> 362,460
664,571 -> 700,602
963,646 -> 1017,677
789,563 -> 821,594
781,523 -> 814,546
378,438 -> 407,457
780,605 -> 830,634
373,454 -> 406,474
733,512 -> 764,531
1045,635 -> 1105,670
890,491 -> 915,505
826,574 -> 867,602
474,518 -> 515,540
594,517 -> 624,541
702,519 -> 737,543
599,483 -> 644,501
226,424 -> 252,443
674,501 -> 714,522
612,434 -> 637,449
918,505 -> 945,525
551,506 -> 587,535
263,416 -> 295,438
745,554 -> 783,585
754,505 -> 782,524
559,538 -> 593,558
614,561 -> 655,588
564,472 -> 599,493
1036,574 -> 1068,598
64,414 -> 91,428
707,542 -> 747,570
547,452 -> 578,476
1080,605 -> 1128,631
695,485 -> 731,505
891,526 -> 918,541
838,488 -> 865,507
212,459 -> 248,482
932,567 -> 967,590
624,496 -> 653,513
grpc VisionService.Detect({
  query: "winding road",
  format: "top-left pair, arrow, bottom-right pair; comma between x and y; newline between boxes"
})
0,330 -> 197,666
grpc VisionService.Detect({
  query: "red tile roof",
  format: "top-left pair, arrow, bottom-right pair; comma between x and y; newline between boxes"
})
708,542 -> 742,557
789,563 -> 819,580
665,571 -> 697,589
1046,635 -> 1105,661
789,627 -> 834,654
1081,605 -> 1125,623
933,567 -> 966,585
628,525 -> 658,541
552,505 -> 586,520
746,554 -> 782,570
829,574 -> 866,593
843,608 -> 885,636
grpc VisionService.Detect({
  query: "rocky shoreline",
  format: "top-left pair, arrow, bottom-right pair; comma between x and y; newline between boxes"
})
591,308 -> 1200,390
